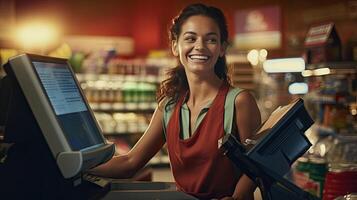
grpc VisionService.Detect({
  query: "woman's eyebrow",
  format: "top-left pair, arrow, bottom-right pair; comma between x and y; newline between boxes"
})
183,31 -> 196,36
183,32 -> 218,36
206,32 -> 218,36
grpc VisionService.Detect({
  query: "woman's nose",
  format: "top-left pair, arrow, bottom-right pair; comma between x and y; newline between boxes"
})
194,39 -> 205,50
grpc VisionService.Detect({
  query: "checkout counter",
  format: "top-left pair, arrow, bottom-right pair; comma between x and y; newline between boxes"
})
0,54 -> 318,200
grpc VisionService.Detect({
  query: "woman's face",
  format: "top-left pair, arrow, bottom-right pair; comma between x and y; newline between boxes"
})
172,15 -> 225,76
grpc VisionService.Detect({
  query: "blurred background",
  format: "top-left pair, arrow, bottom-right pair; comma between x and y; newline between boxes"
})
0,0 -> 356,199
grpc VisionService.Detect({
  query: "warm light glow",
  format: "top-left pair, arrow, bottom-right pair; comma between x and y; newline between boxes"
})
48,43 -> 72,59
302,68 -> 331,77
247,49 -> 268,66
350,103 -> 357,116
352,109 -> 357,116
302,70 -> 313,77
0,49 -> 19,63
288,82 -> 308,95
314,68 -> 330,76
263,57 -> 305,73
319,144 -> 326,157
16,22 -> 59,49
247,49 -> 259,66
259,49 -> 268,62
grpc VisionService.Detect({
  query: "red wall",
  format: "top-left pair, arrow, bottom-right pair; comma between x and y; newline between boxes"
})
14,0 -> 357,57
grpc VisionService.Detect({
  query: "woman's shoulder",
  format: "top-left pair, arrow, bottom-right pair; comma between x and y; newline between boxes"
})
226,86 -> 244,102
230,88 -> 259,114
158,97 -> 176,113
234,90 -> 255,105
226,86 -> 256,108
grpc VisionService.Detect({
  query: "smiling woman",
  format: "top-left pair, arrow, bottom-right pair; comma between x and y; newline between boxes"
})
172,15 -> 225,79
91,3 -> 261,200
158,4 -> 231,104
156,5 -> 260,199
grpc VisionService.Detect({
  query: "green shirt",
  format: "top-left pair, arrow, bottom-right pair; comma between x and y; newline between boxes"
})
163,87 -> 243,140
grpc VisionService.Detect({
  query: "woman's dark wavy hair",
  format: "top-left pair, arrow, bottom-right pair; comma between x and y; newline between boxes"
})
157,3 -> 231,104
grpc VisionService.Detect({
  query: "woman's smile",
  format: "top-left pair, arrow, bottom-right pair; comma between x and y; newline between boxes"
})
188,54 -> 211,63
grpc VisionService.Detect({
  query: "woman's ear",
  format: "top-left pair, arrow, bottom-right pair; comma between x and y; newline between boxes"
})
220,42 -> 227,57
171,40 -> 179,57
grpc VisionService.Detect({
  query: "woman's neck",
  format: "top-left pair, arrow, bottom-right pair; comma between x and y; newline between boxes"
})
185,74 -> 223,107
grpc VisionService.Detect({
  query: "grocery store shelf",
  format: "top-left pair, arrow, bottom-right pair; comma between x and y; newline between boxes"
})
90,102 -> 157,113
310,94 -> 355,106
315,124 -> 337,136
232,67 -> 254,74
76,73 -> 161,83
306,62 -> 357,74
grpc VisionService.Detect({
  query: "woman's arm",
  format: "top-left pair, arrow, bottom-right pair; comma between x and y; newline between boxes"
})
231,91 -> 261,200
90,103 -> 166,179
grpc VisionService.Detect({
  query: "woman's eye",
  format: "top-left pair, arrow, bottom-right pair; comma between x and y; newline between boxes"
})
184,37 -> 195,42
207,38 -> 217,43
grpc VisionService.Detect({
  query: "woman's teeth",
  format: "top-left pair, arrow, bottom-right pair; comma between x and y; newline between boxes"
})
189,55 -> 209,61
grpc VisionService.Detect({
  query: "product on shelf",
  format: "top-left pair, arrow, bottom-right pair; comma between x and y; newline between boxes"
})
304,23 -> 342,64
94,112 -> 150,135
304,65 -> 356,134
322,167 -> 357,200
293,156 -> 327,198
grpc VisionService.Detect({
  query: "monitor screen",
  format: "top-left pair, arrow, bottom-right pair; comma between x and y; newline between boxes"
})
32,61 -> 104,151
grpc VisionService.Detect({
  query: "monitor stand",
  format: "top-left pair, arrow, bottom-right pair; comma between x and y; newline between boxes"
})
0,71 -> 110,200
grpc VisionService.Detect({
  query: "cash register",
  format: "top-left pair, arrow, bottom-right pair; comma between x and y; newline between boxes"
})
0,54 -> 196,200
220,98 -> 319,200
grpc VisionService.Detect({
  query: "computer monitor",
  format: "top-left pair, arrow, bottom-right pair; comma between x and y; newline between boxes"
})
246,98 -> 314,176
2,54 -> 114,179
220,99 -> 317,200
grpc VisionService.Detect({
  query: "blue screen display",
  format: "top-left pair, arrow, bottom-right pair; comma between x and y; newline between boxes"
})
32,61 -> 103,151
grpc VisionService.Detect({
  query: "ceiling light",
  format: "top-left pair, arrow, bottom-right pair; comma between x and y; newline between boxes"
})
263,57 -> 305,73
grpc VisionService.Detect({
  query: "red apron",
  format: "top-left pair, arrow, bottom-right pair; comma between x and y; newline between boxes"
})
166,83 -> 239,199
